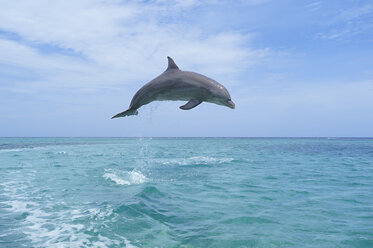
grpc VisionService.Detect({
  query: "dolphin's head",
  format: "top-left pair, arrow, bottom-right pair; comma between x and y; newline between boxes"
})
225,99 -> 236,109
218,97 -> 235,109
212,83 -> 235,109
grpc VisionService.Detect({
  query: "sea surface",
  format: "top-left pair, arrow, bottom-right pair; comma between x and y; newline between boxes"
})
0,138 -> 372,248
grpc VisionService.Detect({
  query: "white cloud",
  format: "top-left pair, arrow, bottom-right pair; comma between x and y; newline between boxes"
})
338,4 -> 373,21
0,0 -> 268,96
305,1 -> 322,11
316,4 -> 373,40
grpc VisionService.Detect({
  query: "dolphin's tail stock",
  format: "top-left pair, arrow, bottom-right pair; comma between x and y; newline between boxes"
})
111,108 -> 139,119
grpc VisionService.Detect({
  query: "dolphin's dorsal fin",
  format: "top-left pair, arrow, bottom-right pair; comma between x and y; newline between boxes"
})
167,56 -> 179,70
180,99 -> 202,110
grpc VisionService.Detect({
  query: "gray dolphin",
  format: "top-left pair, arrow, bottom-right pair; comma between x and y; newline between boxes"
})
112,56 -> 235,118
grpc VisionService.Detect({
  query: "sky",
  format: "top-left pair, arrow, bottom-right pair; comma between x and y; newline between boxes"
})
0,0 -> 372,137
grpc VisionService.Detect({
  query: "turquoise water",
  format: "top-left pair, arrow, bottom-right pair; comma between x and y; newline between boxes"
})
0,138 -> 372,247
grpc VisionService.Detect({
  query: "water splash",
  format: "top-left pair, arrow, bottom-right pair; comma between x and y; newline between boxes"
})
104,169 -> 147,186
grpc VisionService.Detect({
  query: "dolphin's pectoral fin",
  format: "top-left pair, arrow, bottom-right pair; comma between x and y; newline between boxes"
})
179,100 -> 202,110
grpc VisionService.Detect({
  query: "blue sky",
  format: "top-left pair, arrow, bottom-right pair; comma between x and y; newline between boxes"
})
0,0 -> 372,137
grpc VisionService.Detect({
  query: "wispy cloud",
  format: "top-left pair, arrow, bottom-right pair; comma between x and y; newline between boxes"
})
240,0 -> 271,5
316,4 -> 373,41
0,0 -> 268,97
305,1 -> 322,11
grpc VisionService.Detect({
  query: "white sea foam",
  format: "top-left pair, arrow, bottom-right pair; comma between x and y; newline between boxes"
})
1,173 -> 137,248
103,169 -> 147,186
86,207 -> 114,220
0,148 -> 24,153
0,146 -> 45,153
113,234 -> 139,248
124,238 -> 139,248
1,182 -> 86,247
104,172 -> 131,185
158,156 -> 234,166
1,180 -> 134,247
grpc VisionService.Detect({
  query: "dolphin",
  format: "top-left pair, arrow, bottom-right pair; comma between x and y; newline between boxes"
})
112,56 -> 235,118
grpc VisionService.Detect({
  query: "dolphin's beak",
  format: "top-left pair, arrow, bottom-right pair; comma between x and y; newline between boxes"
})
227,100 -> 235,109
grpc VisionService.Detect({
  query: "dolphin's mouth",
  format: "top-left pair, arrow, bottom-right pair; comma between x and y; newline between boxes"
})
227,100 -> 235,109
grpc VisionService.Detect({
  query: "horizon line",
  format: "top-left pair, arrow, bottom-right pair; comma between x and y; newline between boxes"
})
1,136 -> 373,139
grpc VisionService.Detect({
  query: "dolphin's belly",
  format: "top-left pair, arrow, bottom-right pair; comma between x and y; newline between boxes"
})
131,79 -> 208,108
154,85 -> 202,101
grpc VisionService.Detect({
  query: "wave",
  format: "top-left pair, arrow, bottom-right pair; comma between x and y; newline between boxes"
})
13,203 -> 134,247
103,169 -> 147,186
0,146 -> 47,154
156,156 -> 235,166
0,148 -> 24,153
1,179 -> 137,247
0,148 -> 36,153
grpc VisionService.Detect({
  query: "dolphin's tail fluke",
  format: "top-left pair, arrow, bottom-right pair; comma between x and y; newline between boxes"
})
111,108 -> 138,119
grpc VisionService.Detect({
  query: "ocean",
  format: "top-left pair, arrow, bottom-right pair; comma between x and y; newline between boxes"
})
0,138 -> 372,247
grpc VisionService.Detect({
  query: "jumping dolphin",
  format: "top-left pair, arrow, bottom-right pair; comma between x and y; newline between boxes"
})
112,56 -> 235,118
